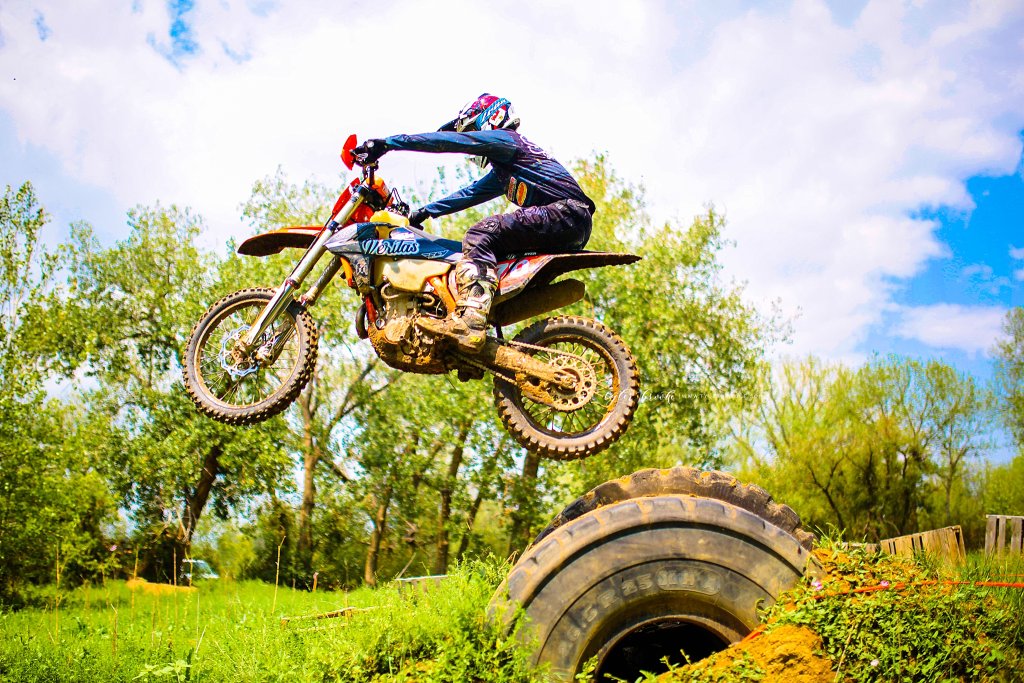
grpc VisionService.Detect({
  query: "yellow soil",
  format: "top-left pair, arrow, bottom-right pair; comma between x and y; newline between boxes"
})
733,626 -> 833,682
659,625 -> 833,683
126,578 -> 195,595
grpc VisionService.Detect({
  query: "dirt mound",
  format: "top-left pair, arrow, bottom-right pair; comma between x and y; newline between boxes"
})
733,626 -> 833,682
659,625 -> 833,683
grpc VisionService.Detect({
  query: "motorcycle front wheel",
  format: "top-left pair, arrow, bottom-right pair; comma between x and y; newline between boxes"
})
493,315 -> 639,460
183,288 -> 318,425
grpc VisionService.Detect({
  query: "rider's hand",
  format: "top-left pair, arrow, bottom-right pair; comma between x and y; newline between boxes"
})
409,208 -> 430,226
352,139 -> 388,165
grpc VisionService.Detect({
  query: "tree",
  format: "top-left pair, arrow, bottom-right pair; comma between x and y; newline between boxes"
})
924,362 -> 993,526
736,355 -> 994,541
845,357 -> 936,538
231,169 -> 399,574
69,205 -> 292,578
732,357 -> 857,531
994,307 -> 1024,450
1,182 -> 63,400
0,183 -> 119,599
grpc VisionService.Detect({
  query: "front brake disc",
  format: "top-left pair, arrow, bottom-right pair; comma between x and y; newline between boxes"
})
220,326 -> 260,380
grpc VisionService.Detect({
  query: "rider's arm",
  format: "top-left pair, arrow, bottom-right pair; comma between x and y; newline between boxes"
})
383,130 -> 518,164
421,172 -> 505,218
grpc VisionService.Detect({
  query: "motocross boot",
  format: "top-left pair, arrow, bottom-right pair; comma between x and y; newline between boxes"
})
417,259 -> 496,353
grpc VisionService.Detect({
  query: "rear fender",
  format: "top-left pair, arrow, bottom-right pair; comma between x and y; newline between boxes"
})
493,279 -> 586,326
495,252 -> 641,300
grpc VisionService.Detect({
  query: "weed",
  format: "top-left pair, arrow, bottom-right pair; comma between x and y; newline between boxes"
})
764,541 -> 1024,683
0,558 -> 535,683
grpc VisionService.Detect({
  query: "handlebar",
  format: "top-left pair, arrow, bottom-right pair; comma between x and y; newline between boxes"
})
341,134 -> 381,187
362,161 -> 377,186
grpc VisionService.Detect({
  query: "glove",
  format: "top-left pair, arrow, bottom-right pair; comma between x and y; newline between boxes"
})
352,139 -> 388,165
409,208 -> 430,226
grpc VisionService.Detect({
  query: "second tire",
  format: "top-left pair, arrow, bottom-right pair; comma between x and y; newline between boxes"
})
492,468 -> 818,682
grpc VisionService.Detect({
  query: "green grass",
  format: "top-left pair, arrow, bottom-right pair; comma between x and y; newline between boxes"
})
0,560 -> 536,683
5,550 -> 1024,683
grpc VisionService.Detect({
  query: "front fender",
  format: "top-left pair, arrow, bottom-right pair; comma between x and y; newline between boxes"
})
237,226 -> 321,256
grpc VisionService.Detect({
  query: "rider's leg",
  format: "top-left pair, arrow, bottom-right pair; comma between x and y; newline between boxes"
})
462,200 -> 592,268
417,259 -> 497,353
418,200 -> 592,353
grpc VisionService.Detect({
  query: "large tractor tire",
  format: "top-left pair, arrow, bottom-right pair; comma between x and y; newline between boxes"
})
492,467 -> 818,682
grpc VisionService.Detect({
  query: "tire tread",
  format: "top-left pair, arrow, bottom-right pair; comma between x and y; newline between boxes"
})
182,287 -> 318,425
531,466 -> 815,550
493,315 -> 639,461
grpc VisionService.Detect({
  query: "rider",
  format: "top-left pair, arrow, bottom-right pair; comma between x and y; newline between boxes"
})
351,94 -> 596,353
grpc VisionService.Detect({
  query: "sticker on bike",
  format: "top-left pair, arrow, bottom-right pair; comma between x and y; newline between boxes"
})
360,239 -> 419,256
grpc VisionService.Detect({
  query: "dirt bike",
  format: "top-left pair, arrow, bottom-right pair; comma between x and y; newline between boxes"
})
182,135 -> 641,460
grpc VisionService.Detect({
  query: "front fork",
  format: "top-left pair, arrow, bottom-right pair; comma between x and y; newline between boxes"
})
236,189 -> 366,354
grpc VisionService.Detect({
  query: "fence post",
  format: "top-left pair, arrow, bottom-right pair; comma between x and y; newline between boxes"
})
985,515 -> 1024,556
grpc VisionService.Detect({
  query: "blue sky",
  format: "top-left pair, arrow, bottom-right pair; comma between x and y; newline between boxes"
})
865,154 -> 1024,381
1,0 -> 1023,449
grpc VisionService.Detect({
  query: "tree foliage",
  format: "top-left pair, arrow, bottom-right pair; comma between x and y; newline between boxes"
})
994,306 -> 1024,449
735,355 -> 996,542
2,160 -> 1018,601
67,203 -> 292,580
0,183 -> 119,600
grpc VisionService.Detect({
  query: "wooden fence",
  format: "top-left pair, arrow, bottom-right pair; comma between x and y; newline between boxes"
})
394,574 -> 447,594
878,525 -> 966,563
985,515 -> 1024,556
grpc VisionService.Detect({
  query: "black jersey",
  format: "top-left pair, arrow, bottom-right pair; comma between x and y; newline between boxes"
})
383,130 -> 596,218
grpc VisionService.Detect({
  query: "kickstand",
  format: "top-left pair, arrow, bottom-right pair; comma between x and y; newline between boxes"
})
494,324 -> 504,340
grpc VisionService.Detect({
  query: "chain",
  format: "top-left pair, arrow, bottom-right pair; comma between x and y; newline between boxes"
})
503,338 -> 591,365
454,350 -> 517,384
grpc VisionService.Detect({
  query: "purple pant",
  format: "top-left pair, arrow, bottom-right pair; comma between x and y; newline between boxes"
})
462,199 -> 593,268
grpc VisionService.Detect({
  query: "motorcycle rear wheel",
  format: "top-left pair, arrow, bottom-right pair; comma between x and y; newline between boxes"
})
493,315 -> 639,460
183,288 -> 318,425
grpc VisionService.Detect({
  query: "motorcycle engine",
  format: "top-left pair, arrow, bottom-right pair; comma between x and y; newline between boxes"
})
379,283 -> 445,354
366,282 -> 451,375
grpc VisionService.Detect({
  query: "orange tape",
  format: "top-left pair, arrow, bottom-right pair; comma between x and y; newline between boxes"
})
809,579 -> 1024,600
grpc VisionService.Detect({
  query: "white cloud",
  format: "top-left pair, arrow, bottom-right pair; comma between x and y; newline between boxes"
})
1012,246 -> 1024,280
0,0 -> 1022,359
895,303 -> 1007,355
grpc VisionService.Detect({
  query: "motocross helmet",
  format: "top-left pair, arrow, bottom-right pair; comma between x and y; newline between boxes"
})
439,94 -> 520,134
439,94 -> 520,168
